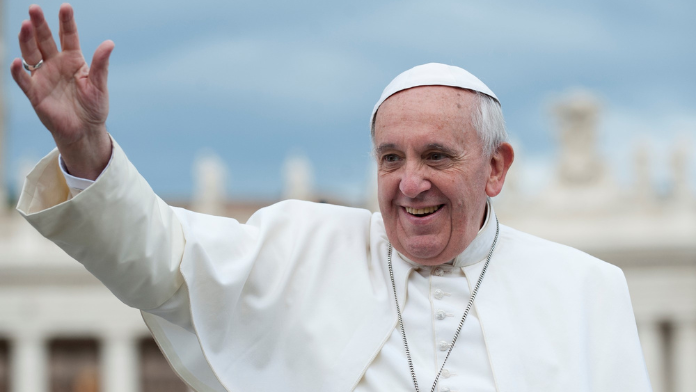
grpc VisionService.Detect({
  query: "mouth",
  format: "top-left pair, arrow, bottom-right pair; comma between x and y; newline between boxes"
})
404,204 -> 444,217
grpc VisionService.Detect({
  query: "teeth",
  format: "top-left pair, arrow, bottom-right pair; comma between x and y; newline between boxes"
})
405,205 -> 441,215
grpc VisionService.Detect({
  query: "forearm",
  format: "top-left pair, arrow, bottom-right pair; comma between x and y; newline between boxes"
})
17,135 -> 185,311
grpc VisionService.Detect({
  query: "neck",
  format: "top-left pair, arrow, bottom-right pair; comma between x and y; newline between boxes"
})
479,198 -> 489,230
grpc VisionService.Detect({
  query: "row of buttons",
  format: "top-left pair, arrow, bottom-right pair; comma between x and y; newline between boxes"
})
433,269 -> 455,392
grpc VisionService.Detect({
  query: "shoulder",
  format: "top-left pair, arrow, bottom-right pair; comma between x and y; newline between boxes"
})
248,199 -> 374,235
497,224 -> 625,284
252,199 -> 372,221
174,200 -> 375,245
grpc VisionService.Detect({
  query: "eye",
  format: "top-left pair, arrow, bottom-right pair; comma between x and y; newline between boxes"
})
427,152 -> 447,161
382,154 -> 401,163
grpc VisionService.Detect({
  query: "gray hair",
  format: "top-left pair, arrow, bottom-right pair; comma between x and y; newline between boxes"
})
371,90 -> 508,157
472,92 -> 508,157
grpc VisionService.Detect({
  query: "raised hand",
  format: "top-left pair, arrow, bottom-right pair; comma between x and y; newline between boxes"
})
10,4 -> 114,180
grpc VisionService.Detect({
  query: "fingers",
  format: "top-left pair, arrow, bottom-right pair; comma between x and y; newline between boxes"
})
18,20 -> 42,67
89,40 -> 115,92
28,5 -> 59,60
11,58 -> 34,96
58,3 -> 80,52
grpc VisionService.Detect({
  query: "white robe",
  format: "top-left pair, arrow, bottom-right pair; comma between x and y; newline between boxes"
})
61,150 -> 500,392
17,137 -> 652,392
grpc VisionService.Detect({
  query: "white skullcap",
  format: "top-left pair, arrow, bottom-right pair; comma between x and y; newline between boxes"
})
370,63 -> 498,130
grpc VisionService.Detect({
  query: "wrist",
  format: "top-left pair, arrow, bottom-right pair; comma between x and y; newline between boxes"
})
57,126 -> 112,180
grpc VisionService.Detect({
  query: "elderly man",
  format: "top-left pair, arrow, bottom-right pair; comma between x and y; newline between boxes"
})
13,4 -> 651,392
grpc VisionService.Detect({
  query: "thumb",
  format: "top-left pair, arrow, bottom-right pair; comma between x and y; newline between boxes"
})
89,40 -> 115,92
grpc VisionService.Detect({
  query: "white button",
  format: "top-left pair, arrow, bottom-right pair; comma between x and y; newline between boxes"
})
436,310 -> 447,320
441,387 -> 451,392
438,340 -> 450,351
433,268 -> 444,276
434,289 -> 444,299
441,369 -> 451,378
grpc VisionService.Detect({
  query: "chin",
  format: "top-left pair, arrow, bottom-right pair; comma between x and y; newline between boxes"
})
401,238 -> 449,265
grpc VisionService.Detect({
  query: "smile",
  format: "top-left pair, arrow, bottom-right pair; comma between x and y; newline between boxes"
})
404,205 -> 443,217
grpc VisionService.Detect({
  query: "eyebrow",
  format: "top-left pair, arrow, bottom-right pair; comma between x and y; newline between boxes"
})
374,143 -> 460,156
374,143 -> 397,156
424,143 -> 458,156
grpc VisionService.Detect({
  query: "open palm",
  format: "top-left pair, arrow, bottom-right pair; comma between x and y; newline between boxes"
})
11,4 -> 114,179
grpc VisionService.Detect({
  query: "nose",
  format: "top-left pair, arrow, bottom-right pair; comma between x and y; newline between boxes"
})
399,164 -> 431,198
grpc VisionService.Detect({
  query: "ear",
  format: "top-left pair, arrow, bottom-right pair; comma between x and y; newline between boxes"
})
485,143 -> 514,197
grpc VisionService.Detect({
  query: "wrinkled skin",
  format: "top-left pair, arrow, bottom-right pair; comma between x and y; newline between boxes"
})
374,86 -> 514,266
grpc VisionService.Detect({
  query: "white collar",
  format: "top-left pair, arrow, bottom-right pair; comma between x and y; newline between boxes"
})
452,200 -> 496,267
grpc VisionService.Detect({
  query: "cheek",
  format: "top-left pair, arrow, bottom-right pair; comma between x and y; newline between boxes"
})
377,174 -> 398,202
436,172 -> 468,199
442,173 -> 484,210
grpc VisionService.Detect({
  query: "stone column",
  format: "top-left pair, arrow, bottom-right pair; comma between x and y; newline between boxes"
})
101,334 -> 139,392
11,334 -> 48,392
673,319 -> 696,392
638,320 -> 665,392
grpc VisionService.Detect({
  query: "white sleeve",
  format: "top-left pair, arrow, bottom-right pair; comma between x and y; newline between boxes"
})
18,137 -> 227,391
18,137 -> 185,311
58,149 -> 114,197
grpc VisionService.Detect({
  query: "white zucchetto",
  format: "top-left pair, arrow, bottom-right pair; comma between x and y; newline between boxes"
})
370,63 -> 498,129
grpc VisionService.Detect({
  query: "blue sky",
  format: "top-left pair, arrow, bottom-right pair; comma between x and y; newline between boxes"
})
5,0 -> 695,202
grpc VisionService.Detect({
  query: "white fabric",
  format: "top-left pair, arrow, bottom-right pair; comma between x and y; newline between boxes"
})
357,203 -> 497,392
358,266 -> 496,392
370,63 -> 499,129
18,138 -> 652,392
59,152 -> 498,391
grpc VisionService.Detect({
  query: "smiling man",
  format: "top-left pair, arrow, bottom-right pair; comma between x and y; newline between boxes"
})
374,84 -> 512,266
14,4 -> 651,392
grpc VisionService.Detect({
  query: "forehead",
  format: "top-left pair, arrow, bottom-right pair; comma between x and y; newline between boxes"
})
373,86 -> 478,147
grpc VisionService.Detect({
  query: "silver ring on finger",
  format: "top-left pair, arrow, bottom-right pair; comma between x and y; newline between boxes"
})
22,59 -> 44,72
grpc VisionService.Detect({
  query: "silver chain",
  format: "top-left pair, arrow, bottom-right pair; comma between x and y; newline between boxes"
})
387,217 -> 499,392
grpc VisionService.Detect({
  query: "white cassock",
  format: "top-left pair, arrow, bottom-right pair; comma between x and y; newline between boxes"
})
17,136 -> 652,392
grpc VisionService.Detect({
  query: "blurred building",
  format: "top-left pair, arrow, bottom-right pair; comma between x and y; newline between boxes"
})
0,90 -> 693,392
